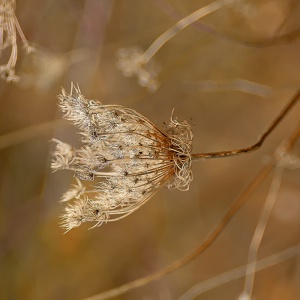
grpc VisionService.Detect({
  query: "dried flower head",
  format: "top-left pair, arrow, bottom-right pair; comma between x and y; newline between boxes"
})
52,84 -> 193,231
0,0 -> 34,82
116,47 -> 160,92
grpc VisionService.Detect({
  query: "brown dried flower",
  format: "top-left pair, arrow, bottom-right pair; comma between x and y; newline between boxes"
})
0,0 -> 34,82
52,84 -> 193,231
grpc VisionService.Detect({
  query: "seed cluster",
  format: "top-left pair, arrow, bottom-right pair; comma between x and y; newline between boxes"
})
52,85 -> 193,231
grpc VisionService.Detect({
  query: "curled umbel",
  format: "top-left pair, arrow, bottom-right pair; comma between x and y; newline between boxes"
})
52,84 -> 193,231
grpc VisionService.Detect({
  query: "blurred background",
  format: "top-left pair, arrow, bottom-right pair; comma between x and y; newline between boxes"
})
1,0 -> 300,299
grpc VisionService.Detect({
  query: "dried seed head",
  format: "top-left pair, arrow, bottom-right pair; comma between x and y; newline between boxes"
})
52,84 -> 193,231
0,0 -> 34,82
116,47 -> 160,92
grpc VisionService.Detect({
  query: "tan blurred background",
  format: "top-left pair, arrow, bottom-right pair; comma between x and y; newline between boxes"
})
1,0 -> 300,299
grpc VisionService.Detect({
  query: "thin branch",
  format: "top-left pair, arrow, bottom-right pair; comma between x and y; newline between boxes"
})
184,79 -> 273,97
241,165 -> 284,299
0,119 -> 62,150
81,125 -> 300,300
192,89 -> 300,160
141,0 -> 235,64
178,244 -> 300,300
155,0 -> 300,48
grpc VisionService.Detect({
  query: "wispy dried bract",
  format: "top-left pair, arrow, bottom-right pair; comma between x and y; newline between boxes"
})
52,84 -> 193,231
0,0 -> 34,82
116,47 -> 160,92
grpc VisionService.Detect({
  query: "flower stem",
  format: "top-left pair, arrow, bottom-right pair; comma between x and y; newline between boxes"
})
192,89 -> 300,160
142,0 -> 235,64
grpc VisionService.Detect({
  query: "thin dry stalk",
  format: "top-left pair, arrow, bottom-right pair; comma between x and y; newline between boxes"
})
185,79 -> 273,97
0,119 -> 62,150
179,243 -> 300,300
241,142 -> 300,299
141,0 -> 235,64
240,165 -> 284,299
155,0 -> 300,48
192,89 -> 300,160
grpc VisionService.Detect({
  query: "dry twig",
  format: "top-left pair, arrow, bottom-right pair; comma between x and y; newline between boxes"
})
178,243 -> 300,300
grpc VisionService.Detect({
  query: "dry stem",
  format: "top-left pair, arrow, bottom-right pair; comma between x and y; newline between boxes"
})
0,120 -> 62,150
141,0 -> 235,64
241,165 -> 284,298
179,243 -> 300,300
192,89 -> 300,160
155,0 -> 300,48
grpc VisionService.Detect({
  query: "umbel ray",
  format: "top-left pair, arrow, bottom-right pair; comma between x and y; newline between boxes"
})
51,84 -> 300,231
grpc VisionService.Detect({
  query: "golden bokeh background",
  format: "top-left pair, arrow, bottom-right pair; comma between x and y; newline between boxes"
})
1,1 -> 300,299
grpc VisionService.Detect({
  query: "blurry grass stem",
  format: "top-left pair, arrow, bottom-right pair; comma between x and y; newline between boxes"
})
240,165 -> 284,299
155,0 -> 300,48
140,0 -> 235,64
184,79 -> 273,97
0,120 -> 62,150
178,243 -> 300,300
241,144 -> 300,298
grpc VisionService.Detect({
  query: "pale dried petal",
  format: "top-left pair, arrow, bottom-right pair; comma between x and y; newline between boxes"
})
60,178 -> 85,202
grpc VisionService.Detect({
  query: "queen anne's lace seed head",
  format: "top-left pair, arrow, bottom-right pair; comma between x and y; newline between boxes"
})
52,84 -> 193,231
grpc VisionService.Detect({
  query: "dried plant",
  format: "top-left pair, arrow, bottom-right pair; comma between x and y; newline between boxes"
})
116,0 -> 235,91
0,0 -> 34,82
51,84 -> 193,231
52,85 -> 300,232
116,46 -> 160,92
